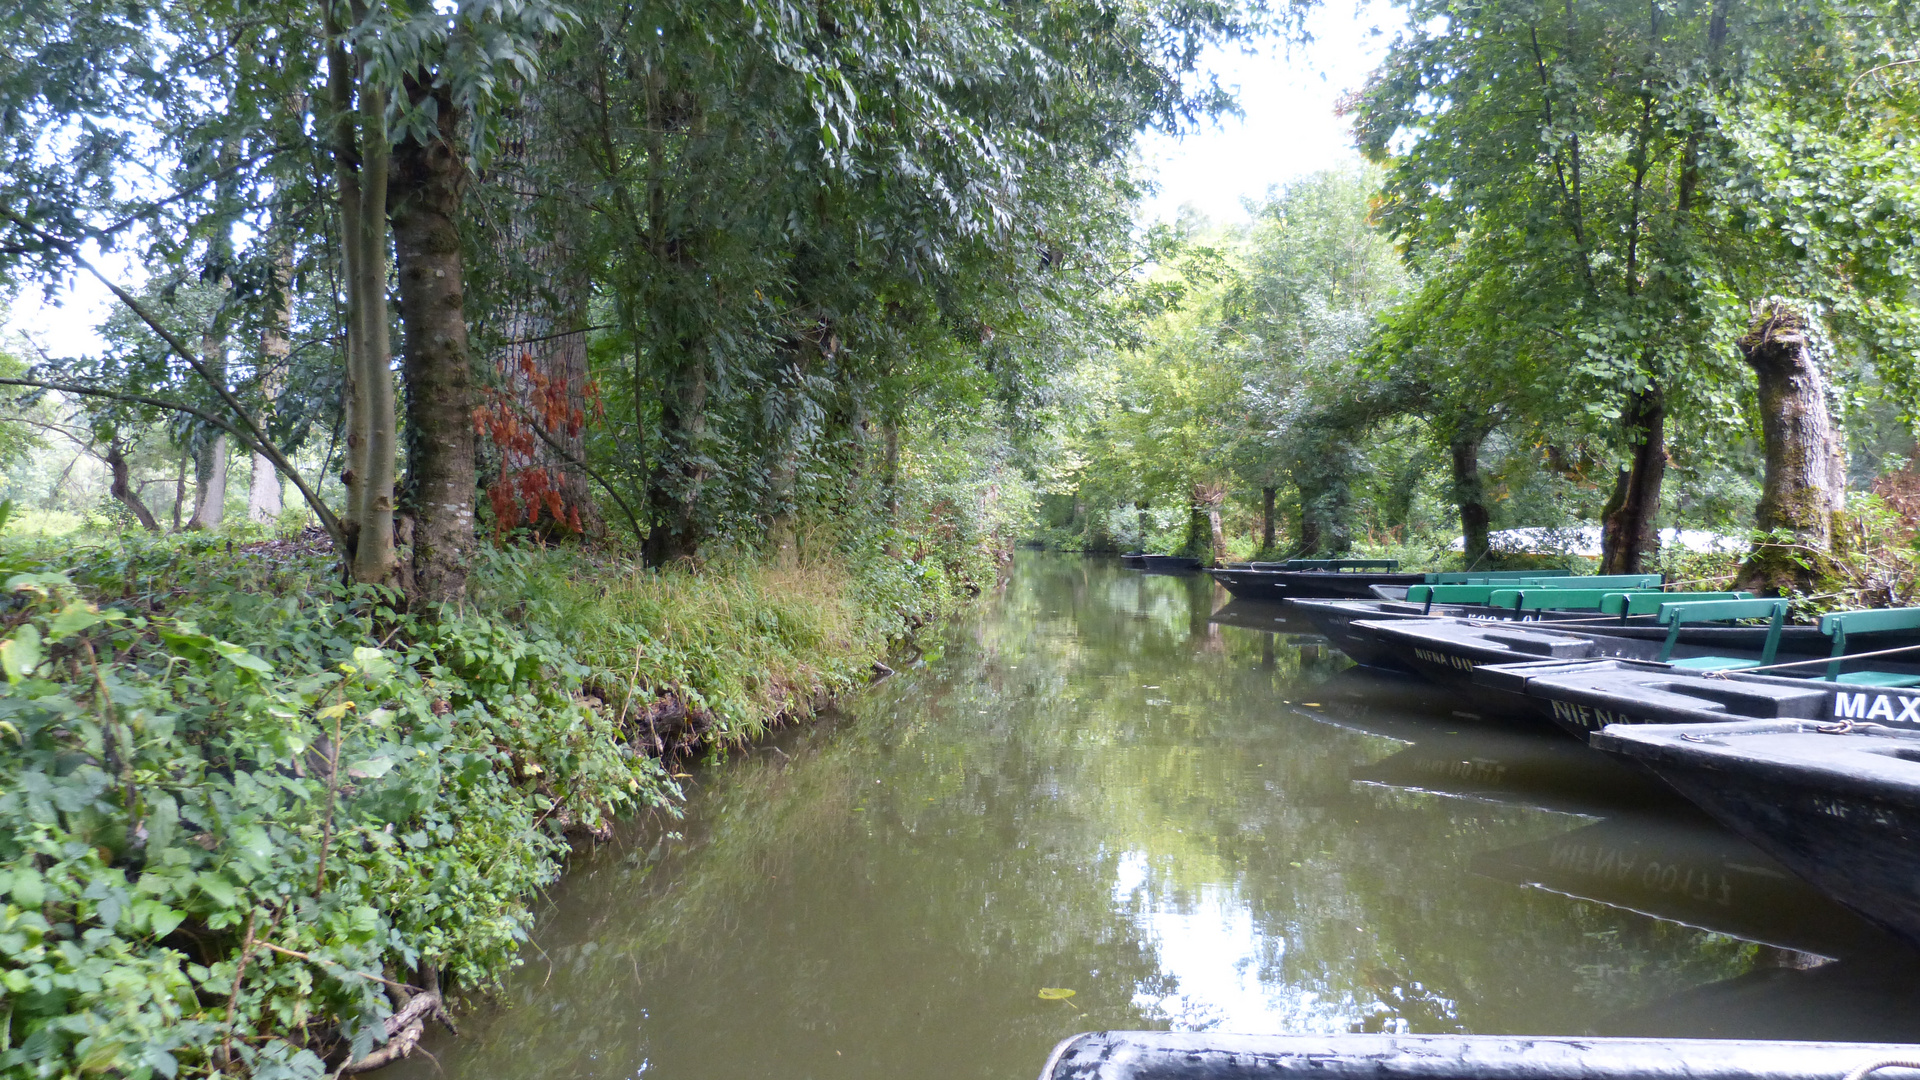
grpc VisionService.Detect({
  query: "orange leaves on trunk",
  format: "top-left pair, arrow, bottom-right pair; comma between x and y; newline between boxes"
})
473,351 -> 603,536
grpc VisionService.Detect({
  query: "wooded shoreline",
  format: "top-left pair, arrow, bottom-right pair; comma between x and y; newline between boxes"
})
0,531 -> 986,1076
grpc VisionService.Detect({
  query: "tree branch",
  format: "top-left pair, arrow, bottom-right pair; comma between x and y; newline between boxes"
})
0,377 -> 335,543
512,405 -> 646,541
0,208 -> 347,552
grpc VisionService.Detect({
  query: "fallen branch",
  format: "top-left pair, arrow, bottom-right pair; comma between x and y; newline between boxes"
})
334,990 -> 454,1076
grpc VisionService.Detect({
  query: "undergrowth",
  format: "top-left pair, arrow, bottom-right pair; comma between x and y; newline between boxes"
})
0,529 -> 972,1078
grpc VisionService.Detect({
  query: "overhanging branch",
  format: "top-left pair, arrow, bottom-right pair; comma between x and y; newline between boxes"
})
0,208 -> 347,552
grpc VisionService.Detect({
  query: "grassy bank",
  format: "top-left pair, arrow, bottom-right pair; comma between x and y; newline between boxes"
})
0,532 -> 977,1078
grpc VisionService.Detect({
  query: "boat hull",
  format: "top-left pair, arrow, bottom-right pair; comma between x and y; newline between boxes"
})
1211,568 -> 1427,601
1040,1031 -> 1920,1080
1133,554 -> 1201,572
1594,720 -> 1920,950
1480,659 -> 1920,740
1285,600 -> 1425,669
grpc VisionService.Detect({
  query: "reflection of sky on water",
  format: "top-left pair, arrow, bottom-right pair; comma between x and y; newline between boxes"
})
1114,851 -> 1374,1035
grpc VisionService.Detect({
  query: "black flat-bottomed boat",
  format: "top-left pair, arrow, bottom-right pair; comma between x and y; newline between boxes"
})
1210,559 -> 1426,602
1594,718 -> 1920,951
1477,659 -> 1920,739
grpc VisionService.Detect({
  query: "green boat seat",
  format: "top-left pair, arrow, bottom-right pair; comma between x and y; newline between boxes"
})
1817,607 -> 1920,686
1834,671 -> 1920,688
1488,587 -> 1673,617
1411,584 -> 1498,609
1657,598 -> 1790,670
1533,574 -> 1664,590
1425,569 -> 1572,585
1599,590 -> 1751,621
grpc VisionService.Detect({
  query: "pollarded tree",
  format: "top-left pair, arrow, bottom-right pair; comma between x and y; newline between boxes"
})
1353,0 -> 1778,573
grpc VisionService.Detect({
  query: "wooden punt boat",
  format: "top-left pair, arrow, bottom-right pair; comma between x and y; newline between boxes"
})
1472,812 -> 1886,957
1477,659 -> 1920,740
1351,616 -> 1823,719
1284,597 -> 1649,668
1119,551 -> 1146,568
1210,560 -> 1428,602
1285,599 -> 1427,668
1132,553 -> 1202,572
1038,1032 -> 1920,1080
1593,719 -> 1920,951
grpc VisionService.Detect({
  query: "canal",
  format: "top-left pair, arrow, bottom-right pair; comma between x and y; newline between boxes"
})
401,554 -> 1920,1079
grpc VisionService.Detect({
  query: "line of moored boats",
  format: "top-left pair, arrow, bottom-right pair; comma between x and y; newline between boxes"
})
1073,555 -> 1920,1079
1185,557 -> 1920,956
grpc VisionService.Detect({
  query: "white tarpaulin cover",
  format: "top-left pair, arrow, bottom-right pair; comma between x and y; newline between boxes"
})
1450,526 -> 1745,557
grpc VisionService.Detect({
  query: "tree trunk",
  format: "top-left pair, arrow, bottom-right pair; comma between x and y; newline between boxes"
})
1207,498 -> 1227,564
1450,430 -> 1492,568
189,325 -> 229,530
1260,486 -> 1277,556
171,453 -> 187,531
881,412 -> 901,519
643,341 -> 709,565
1600,383 -> 1665,574
327,20 -> 397,584
1297,501 -> 1321,556
190,435 -> 228,529
1181,501 -> 1210,560
106,438 -> 160,531
1734,302 -> 1846,594
249,248 -> 291,525
1181,482 -> 1225,563
486,93 -> 600,537
390,76 -> 477,606
1134,500 -> 1151,551
764,326 -> 823,562
1298,482 -> 1350,556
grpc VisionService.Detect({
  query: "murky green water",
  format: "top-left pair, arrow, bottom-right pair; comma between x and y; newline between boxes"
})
402,555 -> 1920,1079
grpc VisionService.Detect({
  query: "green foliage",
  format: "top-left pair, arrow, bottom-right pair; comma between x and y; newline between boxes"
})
0,526 -> 961,1076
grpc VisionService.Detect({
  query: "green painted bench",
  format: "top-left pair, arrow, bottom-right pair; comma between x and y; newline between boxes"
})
1818,607 -> 1920,687
1656,598 -> 1790,671
1410,579 -> 1665,613
1599,590 -> 1751,621
1424,569 -> 1573,585
1489,587 -> 1737,619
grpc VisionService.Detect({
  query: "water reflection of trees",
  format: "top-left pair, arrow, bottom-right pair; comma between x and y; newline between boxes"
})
405,556 -> 1764,1080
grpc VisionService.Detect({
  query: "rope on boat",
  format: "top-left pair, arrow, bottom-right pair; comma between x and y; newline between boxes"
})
1841,1058 -> 1920,1080
1704,642 -> 1920,677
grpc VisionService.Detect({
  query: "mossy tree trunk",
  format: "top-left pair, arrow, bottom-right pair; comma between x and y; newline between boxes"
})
1183,481 -> 1226,564
1450,428 -> 1492,568
1259,485 -> 1277,556
1600,382 -> 1665,574
107,438 -> 160,531
391,75 -> 477,605
1734,302 -> 1846,595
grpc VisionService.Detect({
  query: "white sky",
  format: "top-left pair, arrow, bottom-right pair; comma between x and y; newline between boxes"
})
3,1 -> 1402,359
1137,0 -> 1402,229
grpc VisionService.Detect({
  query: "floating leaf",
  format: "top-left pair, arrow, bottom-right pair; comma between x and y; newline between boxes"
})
1037,988 -> 1076,1000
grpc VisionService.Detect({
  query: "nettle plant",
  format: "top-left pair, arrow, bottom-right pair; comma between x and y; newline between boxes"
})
0,567 -> 663,1077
